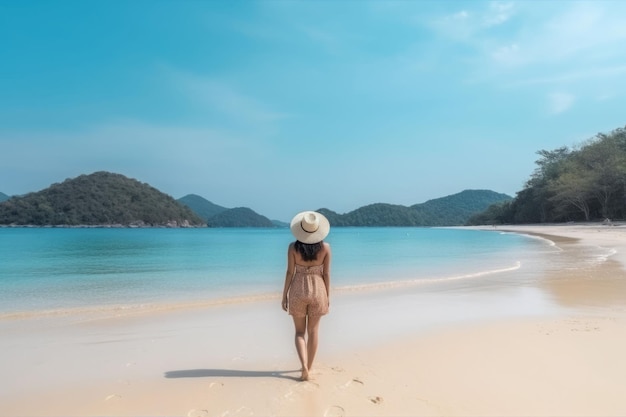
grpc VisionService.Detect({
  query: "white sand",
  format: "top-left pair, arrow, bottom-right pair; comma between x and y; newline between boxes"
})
1,224 -> 625,416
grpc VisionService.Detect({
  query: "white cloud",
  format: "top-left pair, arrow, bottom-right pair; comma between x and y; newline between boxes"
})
547,92 -> 575,115
491,43 -> 522,66
170,70 -> 290,125
538,3 -> 607,61
431,9 -> 475,40
423,0 -> 626,109
300,25 -> 342,54
483,1 -> 515,27
453,10 -> 470,20
426,1 -> 626,71
490,2 -> 626,69
510,64 -> 626,86
432,2 -> 516,40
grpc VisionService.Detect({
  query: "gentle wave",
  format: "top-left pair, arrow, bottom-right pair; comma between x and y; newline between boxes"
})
335,261 -> 522,292
0,261 -> 524,321
499,231 -> 559,248
584,246 -> 617,265
499,229 -> 618,268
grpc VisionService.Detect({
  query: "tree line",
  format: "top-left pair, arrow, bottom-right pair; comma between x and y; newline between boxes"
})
468,126 -> 626,225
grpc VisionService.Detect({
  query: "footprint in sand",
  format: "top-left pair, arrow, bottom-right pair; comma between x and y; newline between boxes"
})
283,381 -> 320,401
224,406 -> 254,416
339,377 -> 364,390
296,380 -> 320,391
369,396 -> 384,404
324,405 -> 345,417
187,410 -> 209,417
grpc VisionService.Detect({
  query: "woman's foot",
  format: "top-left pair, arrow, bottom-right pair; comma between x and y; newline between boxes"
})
300,368 -> 309,381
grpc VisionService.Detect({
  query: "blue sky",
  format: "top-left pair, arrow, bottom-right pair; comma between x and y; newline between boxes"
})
2,1 -> 626,221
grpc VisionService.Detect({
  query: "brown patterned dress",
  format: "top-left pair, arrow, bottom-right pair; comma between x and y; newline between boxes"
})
287,264 -> 329,317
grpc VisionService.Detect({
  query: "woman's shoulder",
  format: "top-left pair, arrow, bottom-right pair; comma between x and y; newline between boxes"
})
320,242 -> 331,259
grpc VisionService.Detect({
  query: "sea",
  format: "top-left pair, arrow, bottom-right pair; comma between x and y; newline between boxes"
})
0,226 -> 605,318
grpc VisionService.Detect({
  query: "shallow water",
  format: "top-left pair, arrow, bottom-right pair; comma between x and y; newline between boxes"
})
0,227 -> 601,317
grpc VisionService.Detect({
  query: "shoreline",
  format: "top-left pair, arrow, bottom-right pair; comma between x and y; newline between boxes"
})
1,224 -> 626,416
0,258 -> 526,322
0,227 -> 532,320
0,227 -> 546,321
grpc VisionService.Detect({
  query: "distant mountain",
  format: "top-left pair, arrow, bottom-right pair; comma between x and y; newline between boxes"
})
318,203 -> 426,227
178,194 -> 275,227
318,190 -> 512,227
0,192 -> 8,202
187,189 -> 511,227
178,194 -> 228,221
0,172 -> 205,227
271,219 -> 289,228
207,207 -> 275,227
0,177 -> 510,228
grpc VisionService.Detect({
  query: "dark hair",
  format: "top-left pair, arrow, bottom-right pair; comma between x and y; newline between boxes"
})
294,240 -> 323,262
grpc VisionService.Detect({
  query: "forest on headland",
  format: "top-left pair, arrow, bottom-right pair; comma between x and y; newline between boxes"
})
0,172 -> 205,227
468,126 -> 626,225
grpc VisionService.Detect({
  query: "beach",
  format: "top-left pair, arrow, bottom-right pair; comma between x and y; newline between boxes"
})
1,224 -> 626,416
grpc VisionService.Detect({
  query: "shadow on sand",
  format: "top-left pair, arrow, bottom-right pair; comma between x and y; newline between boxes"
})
164,369 -> 301,381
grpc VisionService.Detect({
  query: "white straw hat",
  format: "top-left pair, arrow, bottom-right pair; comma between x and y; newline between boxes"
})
290,211 -> 330,244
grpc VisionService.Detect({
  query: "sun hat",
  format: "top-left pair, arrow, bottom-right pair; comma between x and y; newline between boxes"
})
290,211 -> 330,244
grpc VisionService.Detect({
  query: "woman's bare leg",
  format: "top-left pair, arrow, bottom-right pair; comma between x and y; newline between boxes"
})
306,315 -> 321,373
292,316 -> 309,380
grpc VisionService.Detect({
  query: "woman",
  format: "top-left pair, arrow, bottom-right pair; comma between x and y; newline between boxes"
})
282,211 -> 331,381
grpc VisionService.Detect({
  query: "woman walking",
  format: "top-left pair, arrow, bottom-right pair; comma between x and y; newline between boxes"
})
282,211 -> 331,381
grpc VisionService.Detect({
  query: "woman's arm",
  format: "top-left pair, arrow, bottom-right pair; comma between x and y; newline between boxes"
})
282,243 -> 295,311
322,243 -> 332,301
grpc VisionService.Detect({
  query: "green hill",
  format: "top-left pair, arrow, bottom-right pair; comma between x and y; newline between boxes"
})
411,189 -> 512,226
318,190 -> 511,227
177,194 -> 277,227
207,207 -> 275,227
0,192 -> 8,202
318,204 -> 425,226
271,219 -> 289,227
178,194 -> 228,222
0,172 -> 205,227
174,189 -> 511,227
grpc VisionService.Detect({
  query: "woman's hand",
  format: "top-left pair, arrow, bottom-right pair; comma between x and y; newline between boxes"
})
282,296 -> 288,312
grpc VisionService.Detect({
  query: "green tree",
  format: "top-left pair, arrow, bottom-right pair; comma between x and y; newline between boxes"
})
514,147 -> 571,223
577,130 -> 626,219
547,159 -> 595,221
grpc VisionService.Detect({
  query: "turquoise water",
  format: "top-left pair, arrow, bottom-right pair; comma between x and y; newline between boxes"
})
0,227 -> 551,316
